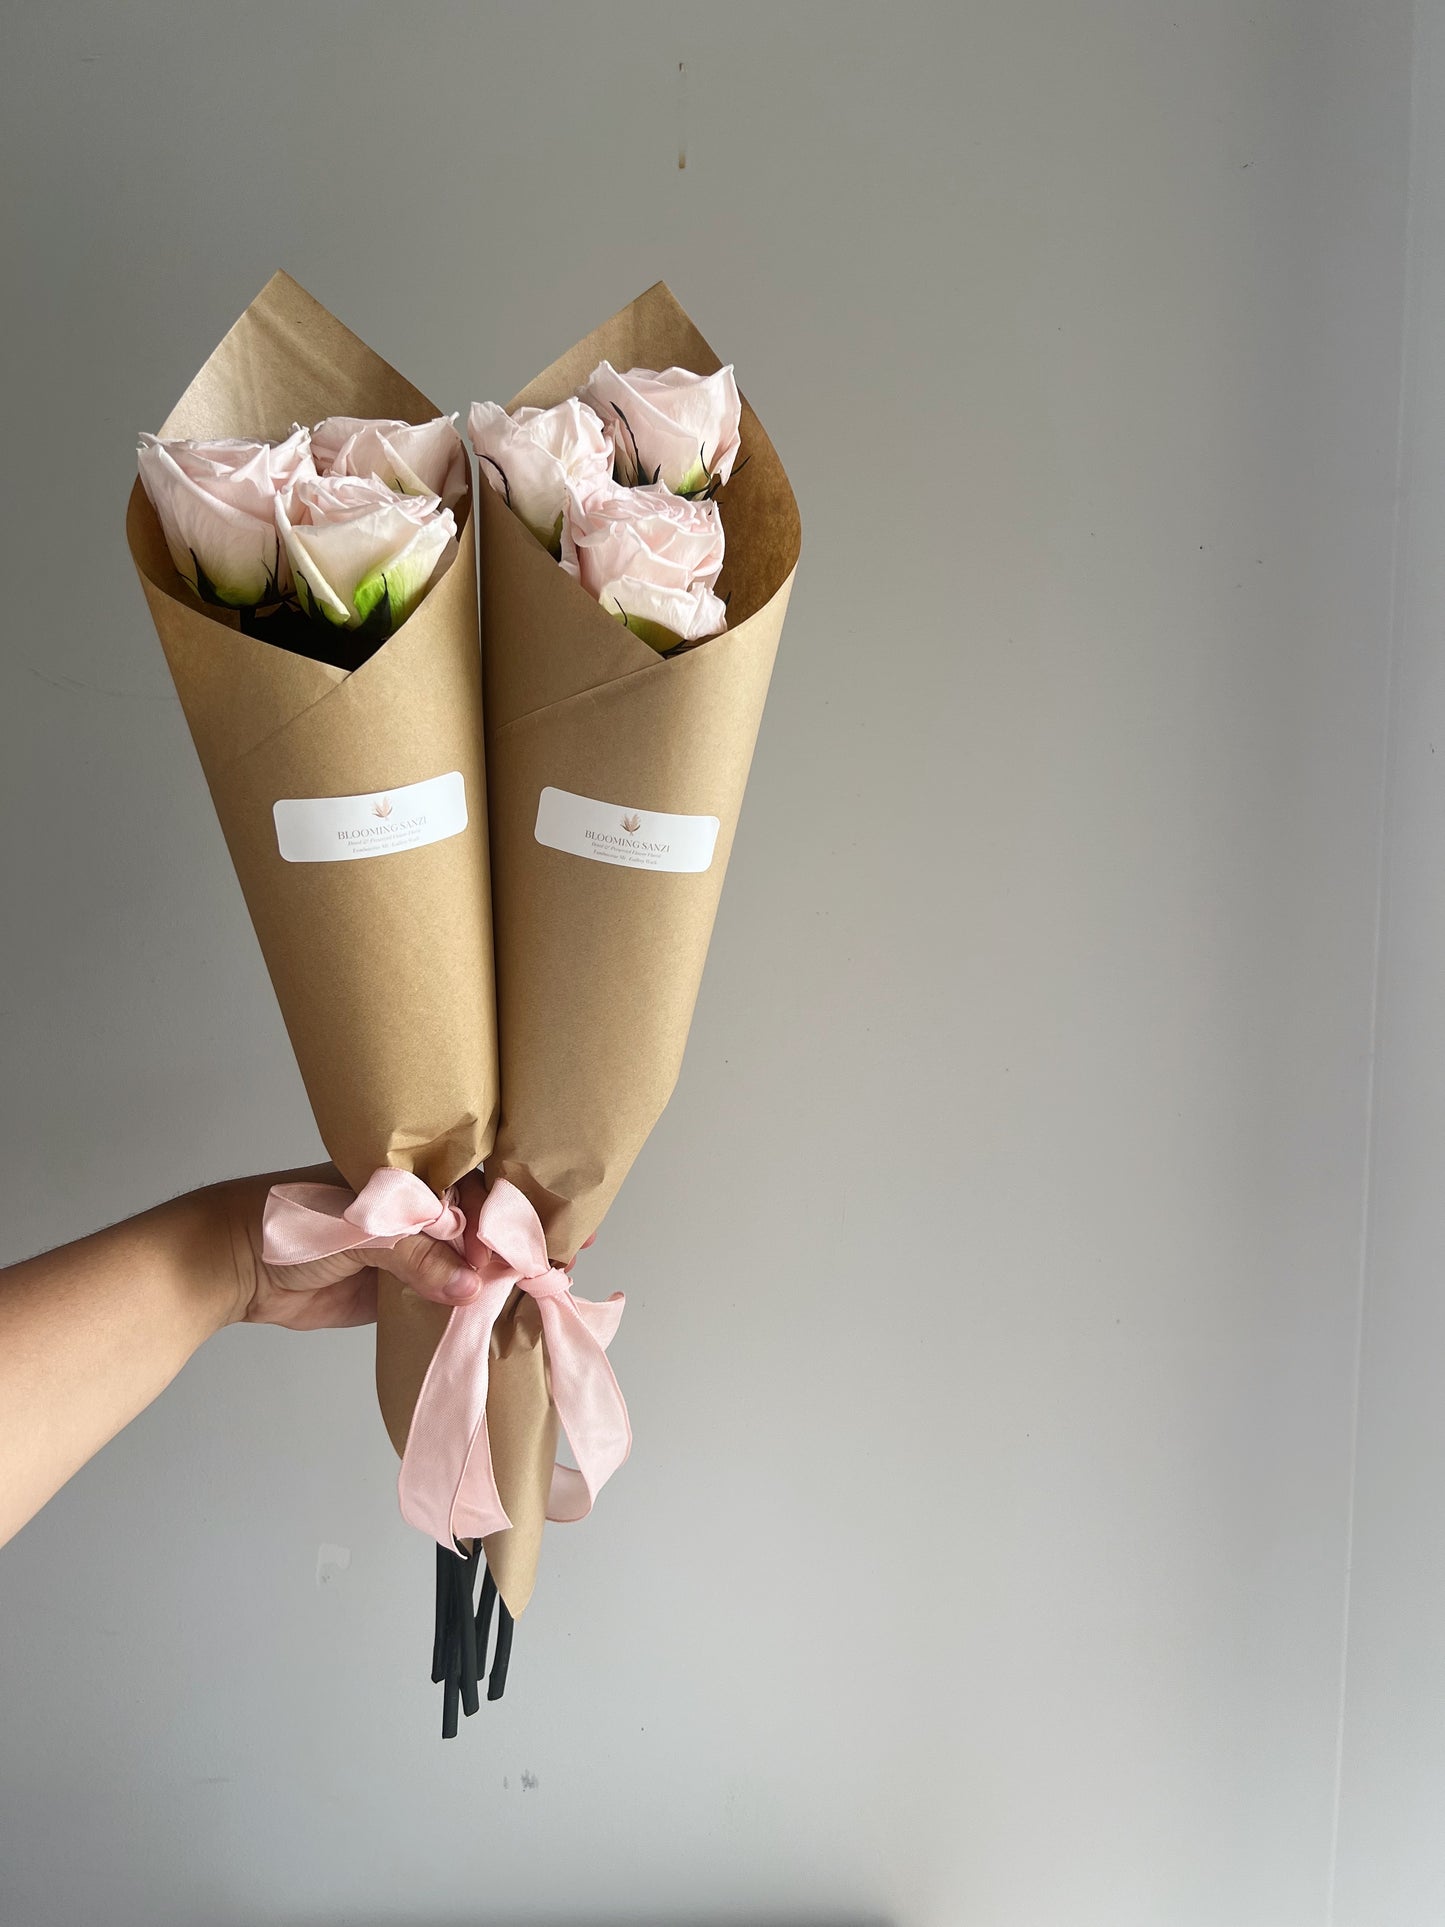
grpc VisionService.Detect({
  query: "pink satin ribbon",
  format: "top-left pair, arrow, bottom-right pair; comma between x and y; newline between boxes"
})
262,1168 -> 467,1262
261,1169 -> 630,1551
399,1179 -> 630,1545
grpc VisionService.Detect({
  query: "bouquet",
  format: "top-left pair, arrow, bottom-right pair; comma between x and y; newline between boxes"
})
387,283 -> 802,1653
127,273 -> 502,1720
128,274 -> 800,1735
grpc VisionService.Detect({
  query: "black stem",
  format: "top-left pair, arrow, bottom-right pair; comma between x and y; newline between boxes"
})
458,1542 -> 482,1718
476,1566 -> 497,1670
448,1553 -> 468,1736
431,1541 -> 452,1683
429,1545 -> 516,1732
441,1659 -> 461,1739
487,1602 -> 515,1701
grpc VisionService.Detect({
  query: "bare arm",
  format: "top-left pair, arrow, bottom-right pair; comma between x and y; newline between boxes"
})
0,1170 -> 482,1548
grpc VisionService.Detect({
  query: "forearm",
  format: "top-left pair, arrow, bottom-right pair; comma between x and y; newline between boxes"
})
0,1163 -> 475,1550
0,1179 -> 254,1548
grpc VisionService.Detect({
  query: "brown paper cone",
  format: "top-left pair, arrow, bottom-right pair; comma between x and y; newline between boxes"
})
126,271 -> 500,1459
473,283 -> 801,1612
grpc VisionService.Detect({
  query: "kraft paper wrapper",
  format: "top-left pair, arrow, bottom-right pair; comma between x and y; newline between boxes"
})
473,283 -> 801,1611
126,272 -> 500,1463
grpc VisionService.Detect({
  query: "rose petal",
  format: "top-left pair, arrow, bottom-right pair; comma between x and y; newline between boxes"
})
314,415 -> 467,511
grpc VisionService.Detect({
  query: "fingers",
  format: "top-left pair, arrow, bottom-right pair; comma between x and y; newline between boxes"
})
279,1271 -> 380,1331
373,1233 -> 481,1307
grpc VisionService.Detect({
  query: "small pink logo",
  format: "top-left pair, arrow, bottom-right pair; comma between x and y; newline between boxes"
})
372,797 -> 393,820
620,812 -> 642,834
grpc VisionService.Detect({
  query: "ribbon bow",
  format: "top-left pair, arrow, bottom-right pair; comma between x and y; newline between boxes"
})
264,1170 -> 629,1550
262,1167 -> 467,1263
398,1179 -> 630,1546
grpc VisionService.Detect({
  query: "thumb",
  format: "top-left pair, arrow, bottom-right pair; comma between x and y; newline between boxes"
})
372,1234 -> 481,1307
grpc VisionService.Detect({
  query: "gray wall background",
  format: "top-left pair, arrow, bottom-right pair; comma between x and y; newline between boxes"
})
0,4 -> 1427,1924
1333,5 -> 1445,1920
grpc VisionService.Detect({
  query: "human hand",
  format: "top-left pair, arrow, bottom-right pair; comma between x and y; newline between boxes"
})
0,1166 -> 490,1550
220,1168 -> 484,1331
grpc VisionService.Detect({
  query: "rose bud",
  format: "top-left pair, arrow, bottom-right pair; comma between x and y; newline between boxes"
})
277,473 -> 456,640
311,414 -> 467,512
137,425 -> 316,609
577,361 -> 742,497
560,477 -> 727,651
467,397 -> 611,554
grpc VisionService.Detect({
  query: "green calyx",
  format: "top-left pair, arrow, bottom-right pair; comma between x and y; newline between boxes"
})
188,547 -> 278,612
611,604 -> 680,654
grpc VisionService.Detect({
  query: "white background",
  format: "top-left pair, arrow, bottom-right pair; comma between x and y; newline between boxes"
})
0,5 -> 1436,1924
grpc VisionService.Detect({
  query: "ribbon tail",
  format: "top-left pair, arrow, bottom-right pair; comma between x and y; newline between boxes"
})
398,1279 -> 512,1547
262,1183 -> 378,1264
567,1290 -> 626,1351
450,1412 -> 513,1543
541,1297 -> 632,1525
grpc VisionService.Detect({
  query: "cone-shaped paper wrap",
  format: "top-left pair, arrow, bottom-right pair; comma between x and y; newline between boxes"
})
126,272 -> 500,1457
453,283 -> 800,1613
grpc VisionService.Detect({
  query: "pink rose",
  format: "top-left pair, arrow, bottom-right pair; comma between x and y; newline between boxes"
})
578,361 -> 742,496
561,478 -> 726,650
277,473 -> 456,639
311,415 -> 467,512
137,425 -> 316,608
467,397 -> 612,553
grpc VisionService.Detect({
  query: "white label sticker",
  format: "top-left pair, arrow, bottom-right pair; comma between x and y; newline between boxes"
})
534,786 -> 720,874
273,770 -> 467,864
